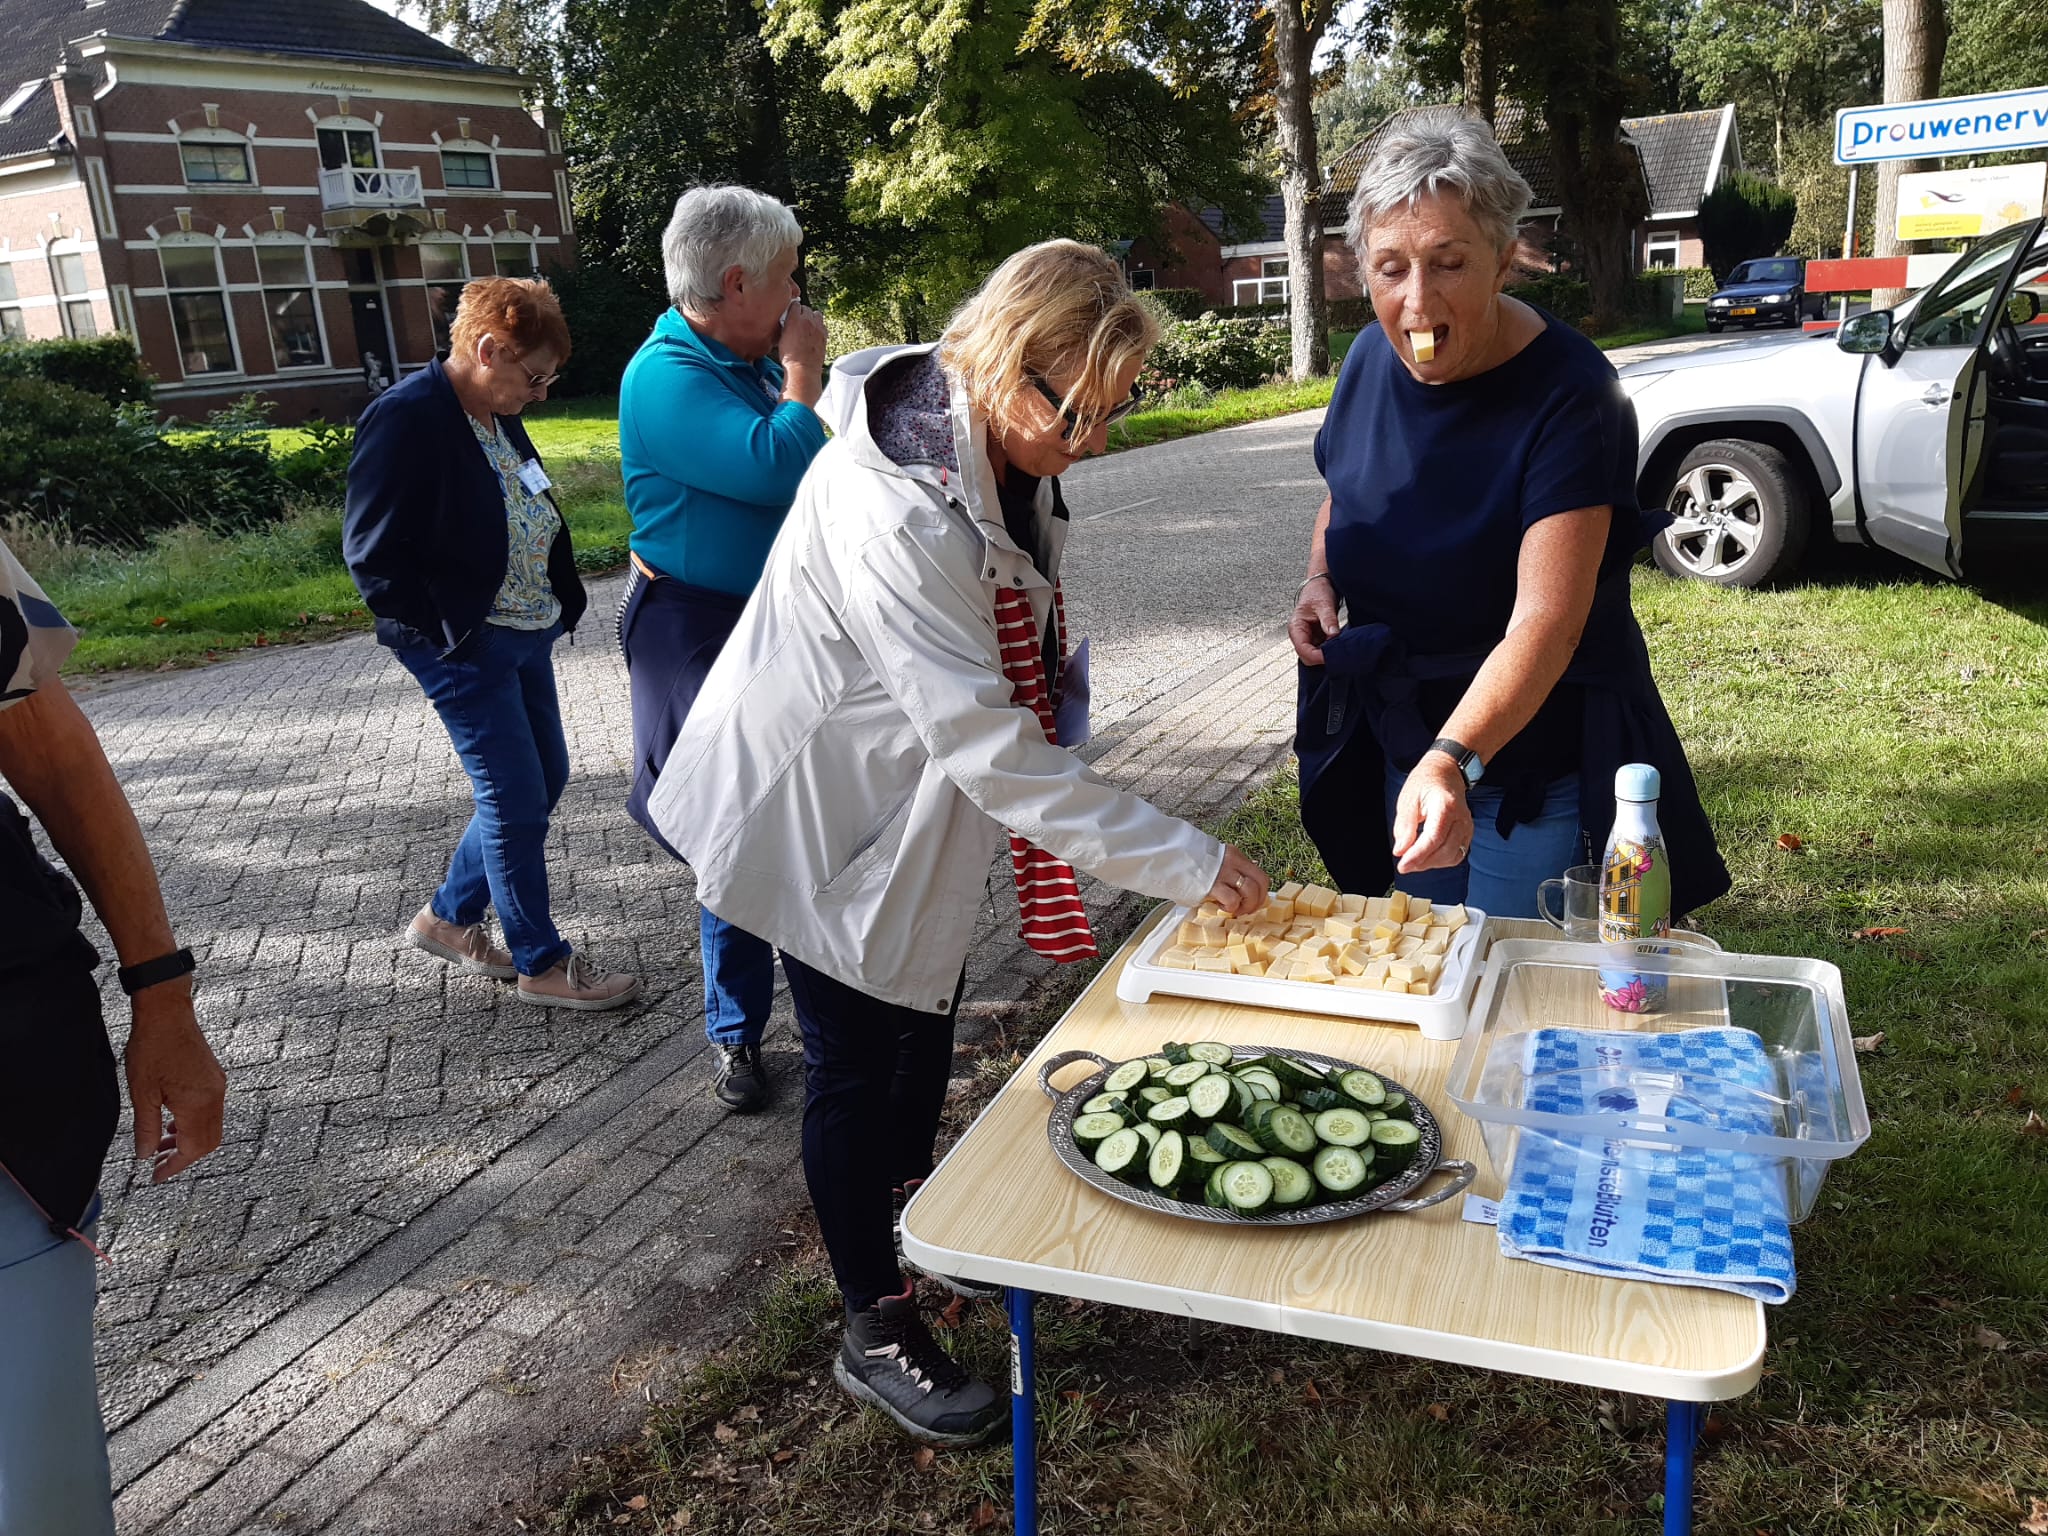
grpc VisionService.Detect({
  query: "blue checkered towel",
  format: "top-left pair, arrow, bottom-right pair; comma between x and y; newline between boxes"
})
1496,1026 -> 1797,1304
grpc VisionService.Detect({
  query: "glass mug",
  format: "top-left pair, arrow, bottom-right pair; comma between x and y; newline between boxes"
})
1536,864 -> 1602,940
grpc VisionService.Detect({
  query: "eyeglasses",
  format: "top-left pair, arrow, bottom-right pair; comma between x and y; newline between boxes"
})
1029,375 -> 1146,440
496,344 -> 559,390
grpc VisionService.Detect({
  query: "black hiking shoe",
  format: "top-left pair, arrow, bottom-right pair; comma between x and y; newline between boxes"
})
712,1043 -> 768,1113
893,1180 -> 1000,1300
833,1289 -> 1003,1445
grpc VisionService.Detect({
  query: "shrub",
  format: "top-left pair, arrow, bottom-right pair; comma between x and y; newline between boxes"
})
1672,265 -> 1718,300
546,261 -> 666,398
1327,296 -> 1373,330
1142,315 -> 1282,393
0,378 -> 289,544
274,418 -> 354,502
1146,288 -> 1210,320
0,335 -> 155,405
1699,171 -> 1798,282
1509,273 -> 1592,324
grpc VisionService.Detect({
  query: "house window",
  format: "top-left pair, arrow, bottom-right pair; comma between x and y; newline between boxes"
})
317,127 -> 379,171
421,240 -> 467,350
159,241 -> 237,375
1232,257 -> 1289,306
1128,268 -> 1156,291
181,140 -> 252,185
256,244 -> 324,368
0,263 -> 22,341
441,150 -> 494,189
51,249 -> 95,338
493,240 -> 537,279
1644,230 -> 1681,270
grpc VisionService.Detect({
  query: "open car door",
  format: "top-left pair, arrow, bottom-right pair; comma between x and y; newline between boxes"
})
1854,217 -> 2043,576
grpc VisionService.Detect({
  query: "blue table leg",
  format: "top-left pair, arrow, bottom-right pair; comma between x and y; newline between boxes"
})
1009,1288 -> 1038,1536
1663,1399 -> 1704,1536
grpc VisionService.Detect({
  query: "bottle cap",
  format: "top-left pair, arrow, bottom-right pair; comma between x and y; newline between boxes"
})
1615,763 -> 1661,802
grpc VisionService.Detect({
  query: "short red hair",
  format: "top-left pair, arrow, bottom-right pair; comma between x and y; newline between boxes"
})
449,276 -> 571,363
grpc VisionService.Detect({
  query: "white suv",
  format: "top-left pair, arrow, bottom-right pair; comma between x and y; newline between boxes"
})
1619,216 -> 2048,587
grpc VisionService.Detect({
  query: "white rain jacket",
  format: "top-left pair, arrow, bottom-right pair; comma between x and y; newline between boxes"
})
646,344 -> 1224,1012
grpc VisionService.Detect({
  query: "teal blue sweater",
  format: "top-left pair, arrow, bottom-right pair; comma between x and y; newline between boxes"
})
618,308 -> 829,595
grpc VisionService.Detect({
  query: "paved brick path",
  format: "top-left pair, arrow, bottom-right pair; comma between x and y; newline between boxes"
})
71,408 -> 1323,1534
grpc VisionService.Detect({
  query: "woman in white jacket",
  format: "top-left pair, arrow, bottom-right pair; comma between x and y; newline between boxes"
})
649,241 -> 1268,1444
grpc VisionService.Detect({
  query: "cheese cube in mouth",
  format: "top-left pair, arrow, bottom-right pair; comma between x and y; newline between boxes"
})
1408,329 -> 1436,362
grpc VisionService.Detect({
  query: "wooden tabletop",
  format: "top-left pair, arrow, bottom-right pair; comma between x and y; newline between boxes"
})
902,912 -> 1767,1402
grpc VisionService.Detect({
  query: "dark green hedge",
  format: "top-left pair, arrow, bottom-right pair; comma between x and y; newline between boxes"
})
1145,288 -> 1211,320
0,335 -> 155,405
546,261 -> 666,398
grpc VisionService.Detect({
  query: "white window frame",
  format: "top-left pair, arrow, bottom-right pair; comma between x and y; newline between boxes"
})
0,260 -> 23,341
491,236 -> 539,280
48,243 -> 96,338
252,238 -> 328,371
420,237 -> 469,351
439,143 -> 497,191
1644,229 -> 1681,270
178,128 -> 255,188
315,119 -> 382,173
1232,258 -> 1290,306
155,235 -> 243,379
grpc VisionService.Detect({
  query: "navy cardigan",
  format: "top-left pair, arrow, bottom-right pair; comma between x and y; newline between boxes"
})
343,358 -> 588,657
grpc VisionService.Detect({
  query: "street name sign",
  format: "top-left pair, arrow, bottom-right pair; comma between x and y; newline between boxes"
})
1836,84 -> 2048,165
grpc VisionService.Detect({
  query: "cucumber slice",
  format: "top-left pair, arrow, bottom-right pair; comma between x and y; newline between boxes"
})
1103,1060 -> 1150,1096
1296,1086 -> 1344,1114
1204,1163 -> 1230,1208
1253,1105 -> 1318,1157
1242,1078 -> 1278,1104
1143,1056 -> 1174,1080
1244,1099 -> 1281,1135
1259,1055 -> 1330,1093
1146,1095 -> 1191,1130
1133,1121 -> 1162,1151
1380,1091 -> 1412,1121
1331,1069 -> 1387,1108
1080,1092 -> 1123,1116
1206,1123 -> 1265,1160
1163,1061 -> 1212,1091
1312,1143 -> 1370,1195
1185,1136 -> 1226,1170
1094,1127 -> 1144,1179
1311,1108 -> 1371,1148
1226,1074 -> 1255,1118
1187,1041 -> 1236,1067
1217,1160 -> 1275,1214
1071,1111 -> 1128,1151
1235,1067 -> 1283,1101
1367,1109 -> 1389,1122
1369,1118 -> 1420,1175
1261,1156 -> 1316,1208
1185,1074 -> 1234,1125
1147,1129 -> 1186,1192
1161,1042 -> 1194,1065
1137,1085 -> 1173,1107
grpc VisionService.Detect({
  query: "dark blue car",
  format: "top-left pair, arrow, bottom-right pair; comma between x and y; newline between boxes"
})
1704,257 -> 1821,332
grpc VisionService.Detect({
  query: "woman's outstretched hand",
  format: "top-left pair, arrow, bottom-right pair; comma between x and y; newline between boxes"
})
1392,754 -> 1474,874
1205,845 -> 1271,916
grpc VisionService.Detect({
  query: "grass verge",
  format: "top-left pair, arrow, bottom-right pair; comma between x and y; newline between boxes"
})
1590,308 -> 1710,350
1108,377 -> 1337,453
538,563 -> 2048,1535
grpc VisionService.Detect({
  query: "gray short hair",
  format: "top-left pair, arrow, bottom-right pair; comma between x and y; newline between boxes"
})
661,185 -> 803,313
1346,109 -> 1531,259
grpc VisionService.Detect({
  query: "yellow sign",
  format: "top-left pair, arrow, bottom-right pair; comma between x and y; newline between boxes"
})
1897,162 -> 2046,240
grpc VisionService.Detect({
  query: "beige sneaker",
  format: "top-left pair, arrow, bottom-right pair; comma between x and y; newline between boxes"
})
516,953 -> 643,1012
406,907 -> 516,979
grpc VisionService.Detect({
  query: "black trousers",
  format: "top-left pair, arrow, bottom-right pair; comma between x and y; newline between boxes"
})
0,953 -> 118,1235
780,952 -> 960,1312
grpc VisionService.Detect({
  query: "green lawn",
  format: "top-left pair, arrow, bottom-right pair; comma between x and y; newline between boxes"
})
540,560 -> 2048,1535
1590,307 -> 1710,351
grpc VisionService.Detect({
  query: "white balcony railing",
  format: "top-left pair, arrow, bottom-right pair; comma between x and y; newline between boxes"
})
319,165 -> 425,211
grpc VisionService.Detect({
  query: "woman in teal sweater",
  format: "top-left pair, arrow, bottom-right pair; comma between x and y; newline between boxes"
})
616,185 -> 829,1113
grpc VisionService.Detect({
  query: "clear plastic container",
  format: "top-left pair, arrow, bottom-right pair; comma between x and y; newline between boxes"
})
1447,938 -> 1869,1222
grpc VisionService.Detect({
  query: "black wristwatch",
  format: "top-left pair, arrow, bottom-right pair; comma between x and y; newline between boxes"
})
118,946 -> 196,997
1427,737 -> 1486,788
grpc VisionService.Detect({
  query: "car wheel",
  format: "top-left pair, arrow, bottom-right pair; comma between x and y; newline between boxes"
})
1653,438 -> 1812,588
1705,320 -> 1722,333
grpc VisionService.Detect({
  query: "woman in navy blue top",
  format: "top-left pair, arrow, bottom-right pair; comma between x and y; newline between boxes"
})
1290,113 -> 1728,919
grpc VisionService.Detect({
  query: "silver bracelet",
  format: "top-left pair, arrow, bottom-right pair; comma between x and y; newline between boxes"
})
1299,571 -> 1334,593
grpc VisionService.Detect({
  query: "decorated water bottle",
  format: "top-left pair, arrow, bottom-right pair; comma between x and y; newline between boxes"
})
1597,763 -> 1672,1012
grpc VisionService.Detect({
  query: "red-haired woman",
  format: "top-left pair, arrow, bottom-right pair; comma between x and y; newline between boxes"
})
345,277 -> 640,1010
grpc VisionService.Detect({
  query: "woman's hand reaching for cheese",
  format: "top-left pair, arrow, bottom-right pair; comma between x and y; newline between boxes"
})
1205,845 -> 1271,916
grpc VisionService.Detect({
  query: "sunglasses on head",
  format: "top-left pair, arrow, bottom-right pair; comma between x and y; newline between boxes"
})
1028,375 -> 1145,440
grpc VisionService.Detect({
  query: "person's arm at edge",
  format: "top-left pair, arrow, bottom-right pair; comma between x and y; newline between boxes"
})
341,398 -> 435,634
1289,494 -> 1341,664
626,351 -> 826,507
0,681 -> 225,1181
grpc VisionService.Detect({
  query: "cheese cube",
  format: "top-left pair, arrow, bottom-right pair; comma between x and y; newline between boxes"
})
1193,955 -> 1234,973
1363,895 -> 1391,920
1260,898 -> 1296,923
1395,937 -> 1423,959
1156,946 -> 1196,970
1409,980 -> 1433,995
1197,917 -> 1231,946
1371,919 -> 1402,942
1407,897 -> 1432,920
1379,975 -> 1411,992
1240,961 -> 1268,978
1296,884 -> 1339,919
1176,920 -> 1207,947
1337,945 -> 1372,976
1289,957 -> 1337,984
1425,924 -> 1452,946
1265,940 -> 1298,965
1407,328 -> 1436,363
1192,945 -> 1225,960
1287,921 -> 1318,942
1322,917 -> 1360,942
1419,953 -> 1446,984
1225,942 -> 1253,970
1436,903 -> 1469,931
1386,890 -> 1409,924
1367,936 -> 1393,957
1274,880 -> 1303,901
1419,936 -> 1450,957
1401,919 -> 1431,937
1363,959 -> 1390,984
1195,902 -> 1229,922
1388,960 -> 1423,985
1335,893 -> 1367,916
1335,974 -> 1375,989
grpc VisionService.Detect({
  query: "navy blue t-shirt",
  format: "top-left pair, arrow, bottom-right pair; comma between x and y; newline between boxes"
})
1312,307 -> 1643,783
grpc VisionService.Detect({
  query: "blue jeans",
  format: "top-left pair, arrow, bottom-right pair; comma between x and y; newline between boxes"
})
395,622 -> 572,976
0,1184 -> 112,1536
701,907 -> 774,1049
1383,766 -> 1581,919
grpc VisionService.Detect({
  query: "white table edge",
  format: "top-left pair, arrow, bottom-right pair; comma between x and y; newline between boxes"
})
901,1222 -> 1765,1402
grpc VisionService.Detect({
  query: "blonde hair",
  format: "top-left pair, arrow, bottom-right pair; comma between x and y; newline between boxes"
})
940,240 -> 1159,444
449,277 -> 571,363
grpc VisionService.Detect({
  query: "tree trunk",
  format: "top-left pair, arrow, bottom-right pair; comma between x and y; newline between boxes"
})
1271,0 -> 1330,379
1462,0 -> 1497,129
1872,0 -> 1949,305
1536,0 -> 1646,332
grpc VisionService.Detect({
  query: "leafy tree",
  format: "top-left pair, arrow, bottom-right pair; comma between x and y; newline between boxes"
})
1314,44 -> 1447,159
406,0 -> 563,90
1674,0 -> 1879,175
1697,167 -> 1797,276
1781,117 -> 1876,257
1944,0 -> 2048,96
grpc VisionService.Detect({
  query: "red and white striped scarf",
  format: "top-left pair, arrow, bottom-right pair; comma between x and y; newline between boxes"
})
993,582 -> 1099,963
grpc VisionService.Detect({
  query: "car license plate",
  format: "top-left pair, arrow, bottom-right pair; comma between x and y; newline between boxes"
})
1731,306 -> 1758,316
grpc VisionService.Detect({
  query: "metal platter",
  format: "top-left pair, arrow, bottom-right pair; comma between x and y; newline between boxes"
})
1038,1044 -> 1477,1226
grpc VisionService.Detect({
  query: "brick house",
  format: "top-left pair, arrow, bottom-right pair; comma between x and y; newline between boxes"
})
1127,103 -> 1741,307
0,0 -> 576,421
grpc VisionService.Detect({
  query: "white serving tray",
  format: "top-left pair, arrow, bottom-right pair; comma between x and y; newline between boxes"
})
1115,900 -> 1491,1041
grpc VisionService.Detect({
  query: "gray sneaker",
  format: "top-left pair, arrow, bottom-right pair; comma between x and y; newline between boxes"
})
832,1289 -> 1002,1446
516,953 -> 642,1011
406,907 -> 516,979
